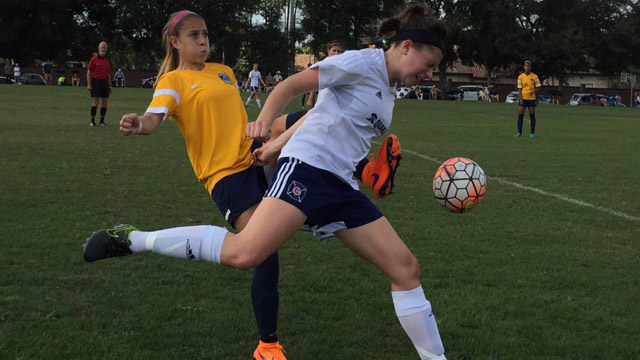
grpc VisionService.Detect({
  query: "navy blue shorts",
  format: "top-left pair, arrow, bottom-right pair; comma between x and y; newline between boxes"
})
286,110 -> 308,129
265,157 -> 383,240
211,143 -> 267,228
250,86 -> 259,93
520,99 -> 537,107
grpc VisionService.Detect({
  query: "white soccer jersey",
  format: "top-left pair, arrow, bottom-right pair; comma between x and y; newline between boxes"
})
280,48 -> 396,190
248,70 -> 262,87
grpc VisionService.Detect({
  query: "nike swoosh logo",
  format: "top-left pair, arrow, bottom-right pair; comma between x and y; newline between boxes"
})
256,350 -> 273,360
371,173 -> 379,188
161,241 -> 187,254
191,83 -> 199,89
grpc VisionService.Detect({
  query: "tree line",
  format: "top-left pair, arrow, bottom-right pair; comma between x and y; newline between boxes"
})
1,0 -> 638,90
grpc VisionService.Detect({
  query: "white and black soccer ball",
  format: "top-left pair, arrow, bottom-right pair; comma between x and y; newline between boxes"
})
433,157 -> 486,213
396,87 -> 411,99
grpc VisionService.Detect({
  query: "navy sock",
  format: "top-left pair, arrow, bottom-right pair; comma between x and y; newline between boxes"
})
354,157 -> 369,181
100,107 -> 107,122
90,106 -> 97,122
517,114 -> 524,132
530,113 -> 536,134
251,251 -> 280,343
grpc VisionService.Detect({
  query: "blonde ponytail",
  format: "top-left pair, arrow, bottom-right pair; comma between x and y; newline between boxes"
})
155,11 -> 203,87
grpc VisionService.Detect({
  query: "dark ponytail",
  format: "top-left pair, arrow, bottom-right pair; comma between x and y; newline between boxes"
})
377,4 -> 447,50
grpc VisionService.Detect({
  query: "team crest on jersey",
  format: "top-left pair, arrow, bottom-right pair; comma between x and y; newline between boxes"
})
286,181 -> 307,202
375,90 -> 382,100
218,73 -> 232,84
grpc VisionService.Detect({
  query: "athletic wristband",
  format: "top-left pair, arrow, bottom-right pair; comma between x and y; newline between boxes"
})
136,120 -> 143,134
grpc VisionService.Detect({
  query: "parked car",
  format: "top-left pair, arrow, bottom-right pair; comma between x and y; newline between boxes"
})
20,73 -> 46,85
568,93 -> 605,106
505,91 -> 551,105
446,85 -> 484,101
0,76 -> 15,84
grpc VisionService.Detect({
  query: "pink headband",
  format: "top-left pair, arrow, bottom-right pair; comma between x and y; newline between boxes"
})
169,10 -> 196,37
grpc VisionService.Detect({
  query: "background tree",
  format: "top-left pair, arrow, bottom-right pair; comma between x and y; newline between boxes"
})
0,0 -> 83,64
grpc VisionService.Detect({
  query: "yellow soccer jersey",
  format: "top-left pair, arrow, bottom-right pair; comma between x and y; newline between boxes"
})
517,72 -> 541,100
146,63 -> 253,193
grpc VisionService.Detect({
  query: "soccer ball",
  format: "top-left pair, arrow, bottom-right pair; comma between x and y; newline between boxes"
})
432,157 -> 486,213
396,87 -> 411,99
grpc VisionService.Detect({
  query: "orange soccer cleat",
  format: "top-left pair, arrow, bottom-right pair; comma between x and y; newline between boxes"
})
362,134 -> 402,198
253,340 -> 287,360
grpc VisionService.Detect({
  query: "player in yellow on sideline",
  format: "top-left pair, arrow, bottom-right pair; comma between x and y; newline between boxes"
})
515,60 -> 541,138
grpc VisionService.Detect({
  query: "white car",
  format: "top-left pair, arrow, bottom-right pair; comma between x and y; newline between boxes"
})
568,93 -> 604,106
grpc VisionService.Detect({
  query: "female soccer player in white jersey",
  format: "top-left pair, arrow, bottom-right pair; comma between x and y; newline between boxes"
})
245,63 -> 268,108
84,4 -> 448,359
83,11 -> 286,360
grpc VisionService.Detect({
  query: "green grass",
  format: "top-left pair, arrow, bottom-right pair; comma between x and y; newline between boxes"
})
1,85 -> 639,360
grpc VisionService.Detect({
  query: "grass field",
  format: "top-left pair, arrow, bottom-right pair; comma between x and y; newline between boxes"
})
1,85 -> 639,360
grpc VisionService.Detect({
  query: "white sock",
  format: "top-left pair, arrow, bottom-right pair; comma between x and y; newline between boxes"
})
392,286 -> 445,360
257,99 -> 262,108
245,98 -> 251,105
128,225 -> 227,264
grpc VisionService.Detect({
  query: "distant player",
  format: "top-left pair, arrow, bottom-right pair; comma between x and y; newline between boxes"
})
514,60 -> 541,138
244,63 -> 267,108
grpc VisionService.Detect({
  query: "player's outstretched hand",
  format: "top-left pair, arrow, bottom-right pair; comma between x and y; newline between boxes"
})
252,142 -> 279,167
246,121 -> 271,142
120,113 -> 140,136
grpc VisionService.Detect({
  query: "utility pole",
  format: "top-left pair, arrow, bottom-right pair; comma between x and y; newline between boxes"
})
287,0 -> 297,76
621,72 -> 636,107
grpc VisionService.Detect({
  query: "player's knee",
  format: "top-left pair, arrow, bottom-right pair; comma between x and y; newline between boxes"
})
390,253 -> 420,286
224,243 -> 263,270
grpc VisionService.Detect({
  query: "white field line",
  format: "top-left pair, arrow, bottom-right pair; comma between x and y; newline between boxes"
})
390,145 -> 640,223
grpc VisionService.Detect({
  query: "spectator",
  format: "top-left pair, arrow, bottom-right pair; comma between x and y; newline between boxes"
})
87,41 -> 112,127
114,68 -> 126,87
636,92 -> 640,108
13,63 -> 21,85
414,86 -> 423,100
4,62 -> 12,84
478,88 -> 487,102
265,72 -> 274,91
273,70 -> 283,85
57,74 -> 66,86
43,60 -> 53,85
71,71 -> 80,86
614,93 -> 621,107
431,85 -> 438,100
490,89 -> 500,102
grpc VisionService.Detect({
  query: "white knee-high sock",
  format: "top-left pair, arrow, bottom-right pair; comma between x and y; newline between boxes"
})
245,97 -> 251,105
392,285 -> 446,360
128,225 -> 228,264
256,99 -> 262,108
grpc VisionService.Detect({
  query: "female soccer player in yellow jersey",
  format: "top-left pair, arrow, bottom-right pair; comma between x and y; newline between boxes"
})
105,11 -> 286,360
515,60 -> 541,138
85,5 -> 448,359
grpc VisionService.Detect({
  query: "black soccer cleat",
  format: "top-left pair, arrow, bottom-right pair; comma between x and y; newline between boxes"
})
83,224 -> 137,262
